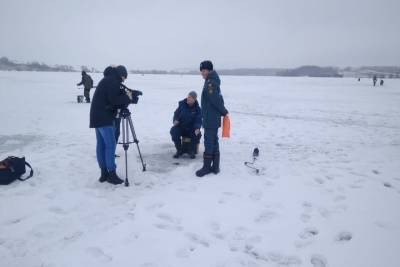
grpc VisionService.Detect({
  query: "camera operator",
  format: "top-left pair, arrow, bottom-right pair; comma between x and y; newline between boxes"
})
89,65 -> 135,185
103,66 -> 122,145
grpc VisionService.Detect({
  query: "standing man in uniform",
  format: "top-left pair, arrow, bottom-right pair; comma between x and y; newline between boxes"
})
77,71 -> 94,103
196,60 -> 228,177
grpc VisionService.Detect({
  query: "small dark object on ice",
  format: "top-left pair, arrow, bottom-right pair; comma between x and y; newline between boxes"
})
253,148 -> 259,157
245,148 -> 260,174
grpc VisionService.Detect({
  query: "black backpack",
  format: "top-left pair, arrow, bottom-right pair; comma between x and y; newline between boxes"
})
0,156 -> 34,185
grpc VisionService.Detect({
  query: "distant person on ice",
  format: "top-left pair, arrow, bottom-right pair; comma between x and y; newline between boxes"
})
77,71 -> 94,103
380,79 -> 384,86
170,91 -> 202,159
373,75 -> 378,86
196,60 -> 228,177
90,65 -> 134,185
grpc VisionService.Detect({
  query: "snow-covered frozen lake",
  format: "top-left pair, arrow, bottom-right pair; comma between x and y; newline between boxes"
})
0,71 -> 400,267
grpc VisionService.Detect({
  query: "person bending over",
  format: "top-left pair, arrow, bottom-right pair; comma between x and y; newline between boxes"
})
77,71 -> 94,103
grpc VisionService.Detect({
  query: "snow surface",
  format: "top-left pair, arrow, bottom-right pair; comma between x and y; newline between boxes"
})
0,71 -> 400,267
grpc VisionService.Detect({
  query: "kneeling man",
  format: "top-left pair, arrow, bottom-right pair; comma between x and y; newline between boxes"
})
170,91 -> 202,159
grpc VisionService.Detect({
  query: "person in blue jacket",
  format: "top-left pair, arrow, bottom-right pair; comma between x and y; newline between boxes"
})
170,91 -> 202,159
196,60 -> 228,177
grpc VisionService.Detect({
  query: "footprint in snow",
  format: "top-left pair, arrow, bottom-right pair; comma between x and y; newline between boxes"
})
176,245 -> 196,258
333,195 -> 346,202
267,251 -> 302,266
255,210 -> 278,223
63,231 -> 83,243
48,206 -> 67,215
154,223 -> 183,232
209,221 -> 221,232
185,232 -> 210,247
336,232 -> 352,242
295,227 -> 319,248
249,191 -> 263,201
146,202 -> 165,211
157,213 -> 180,224
383,182 -> 393,188
302,201 -> 314,211
311,254 -> 327,267
140,263 -> 159,267
325,175 -> 334,181
86,247 -> 112,262
300,213 -> 312,223
299,227 -> 319,239
154,213 -> 182,231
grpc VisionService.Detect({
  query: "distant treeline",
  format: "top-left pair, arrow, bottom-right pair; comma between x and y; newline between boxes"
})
1,56 -> 399,78
277,66 -> 343,77
0,57 -> 98,73
131,65 -> 400,78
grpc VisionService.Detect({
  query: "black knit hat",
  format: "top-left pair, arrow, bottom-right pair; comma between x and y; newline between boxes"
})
200,60 -> 213,71
116,65 -> 128,79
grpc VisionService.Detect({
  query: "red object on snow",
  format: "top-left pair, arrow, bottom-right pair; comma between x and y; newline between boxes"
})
222,115 -> 230,138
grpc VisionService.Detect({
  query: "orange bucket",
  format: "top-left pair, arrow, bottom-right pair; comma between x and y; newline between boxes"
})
222,115 -> 230,138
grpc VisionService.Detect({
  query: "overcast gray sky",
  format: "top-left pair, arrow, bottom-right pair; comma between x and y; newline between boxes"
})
1,0 -> 399,70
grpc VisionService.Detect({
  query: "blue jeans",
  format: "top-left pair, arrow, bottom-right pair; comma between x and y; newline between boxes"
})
95,126 -> 117,171
204,128 -> 219,155
114,118 -> 121,143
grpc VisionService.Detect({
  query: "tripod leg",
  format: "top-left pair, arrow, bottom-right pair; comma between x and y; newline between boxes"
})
127,116 -> 146,171
124,149 -> 129,186
121,118 -> 130,187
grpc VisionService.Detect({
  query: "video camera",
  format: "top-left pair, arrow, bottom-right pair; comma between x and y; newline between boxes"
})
120,84 -> 143,104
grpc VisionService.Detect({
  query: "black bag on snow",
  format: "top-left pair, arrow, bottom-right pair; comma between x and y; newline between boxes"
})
0,156 -> 34,185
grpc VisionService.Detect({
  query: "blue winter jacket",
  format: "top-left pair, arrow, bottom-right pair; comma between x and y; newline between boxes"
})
201,71 -> 228,128
173,99 -> 202,130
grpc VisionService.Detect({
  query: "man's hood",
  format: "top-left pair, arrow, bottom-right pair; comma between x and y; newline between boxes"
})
103,66 -> 122,82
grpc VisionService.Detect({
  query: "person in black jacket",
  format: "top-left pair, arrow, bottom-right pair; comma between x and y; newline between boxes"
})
89,65 -> 134,184
196,60 -> 228,177
77,71 -> 94,103
170,91 -> 202,159
102,66 -> 122,144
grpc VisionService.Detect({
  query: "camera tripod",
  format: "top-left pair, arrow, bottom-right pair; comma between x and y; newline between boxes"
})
118,108 -> 146,187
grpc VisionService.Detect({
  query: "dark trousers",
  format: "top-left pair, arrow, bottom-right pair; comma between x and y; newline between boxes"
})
204,128 -> 219,155
170,126 -> 201,147
84,89 -> 90,102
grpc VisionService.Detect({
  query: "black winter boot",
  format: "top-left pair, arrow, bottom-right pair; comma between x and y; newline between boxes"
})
98,169 -> 109,183
107,170 -> 124,185
211,152 -> 220,174
173,141 -> 183,158
196,154 -> 213,177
